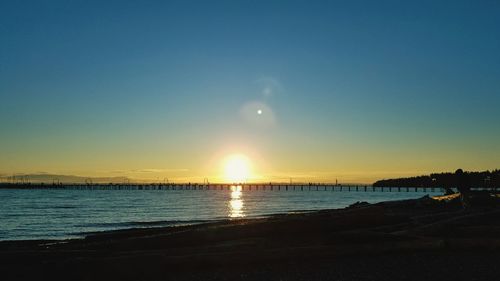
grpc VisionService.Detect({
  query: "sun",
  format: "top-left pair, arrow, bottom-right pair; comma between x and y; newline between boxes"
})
224,154 -> 251,183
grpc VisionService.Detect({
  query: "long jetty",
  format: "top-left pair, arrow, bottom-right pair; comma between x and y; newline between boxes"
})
0,182 -> 496,192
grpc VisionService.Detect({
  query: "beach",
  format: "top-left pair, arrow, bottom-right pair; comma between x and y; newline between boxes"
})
1,195 -> 499,281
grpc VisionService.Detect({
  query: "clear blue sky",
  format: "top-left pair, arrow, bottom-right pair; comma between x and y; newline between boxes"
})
1,0 -> 499,183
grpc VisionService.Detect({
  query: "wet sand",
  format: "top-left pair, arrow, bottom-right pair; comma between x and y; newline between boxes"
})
1,195 -> 500,281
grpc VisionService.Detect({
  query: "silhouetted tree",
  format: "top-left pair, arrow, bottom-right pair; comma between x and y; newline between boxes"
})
373,170 -> 500,189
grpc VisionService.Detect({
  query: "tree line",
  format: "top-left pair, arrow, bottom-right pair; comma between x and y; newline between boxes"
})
373,170 -> 500,188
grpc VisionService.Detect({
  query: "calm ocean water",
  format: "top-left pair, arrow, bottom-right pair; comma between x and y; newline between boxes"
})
0,187 -> 442,241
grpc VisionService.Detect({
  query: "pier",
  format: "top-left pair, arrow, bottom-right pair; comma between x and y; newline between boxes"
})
0,182 -> 497,192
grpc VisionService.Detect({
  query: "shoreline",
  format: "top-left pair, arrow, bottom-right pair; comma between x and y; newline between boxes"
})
0,210 -> 318,243
0,199 -> 436,243
1,195 -> 500,280
0,191 -> 445,242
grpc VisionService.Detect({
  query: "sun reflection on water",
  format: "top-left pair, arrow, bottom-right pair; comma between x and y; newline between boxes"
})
229,185 -> 245,218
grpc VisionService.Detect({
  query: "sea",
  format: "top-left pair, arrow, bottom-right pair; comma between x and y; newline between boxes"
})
0,186 -> 442,241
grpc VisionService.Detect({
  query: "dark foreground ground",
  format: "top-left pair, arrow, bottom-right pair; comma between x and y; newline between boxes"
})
1,194 -> 500,281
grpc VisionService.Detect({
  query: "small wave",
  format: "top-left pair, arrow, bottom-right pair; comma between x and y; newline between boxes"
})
30,205 -> 80,209
75,219 -> 213,228
53,205 -> 80,209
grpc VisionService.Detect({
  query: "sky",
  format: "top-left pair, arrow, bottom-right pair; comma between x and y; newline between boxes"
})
1,0 -> 499,184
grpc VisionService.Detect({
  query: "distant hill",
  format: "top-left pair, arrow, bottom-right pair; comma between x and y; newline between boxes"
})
0,174 -> 133,184
373,170 -> 500,188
